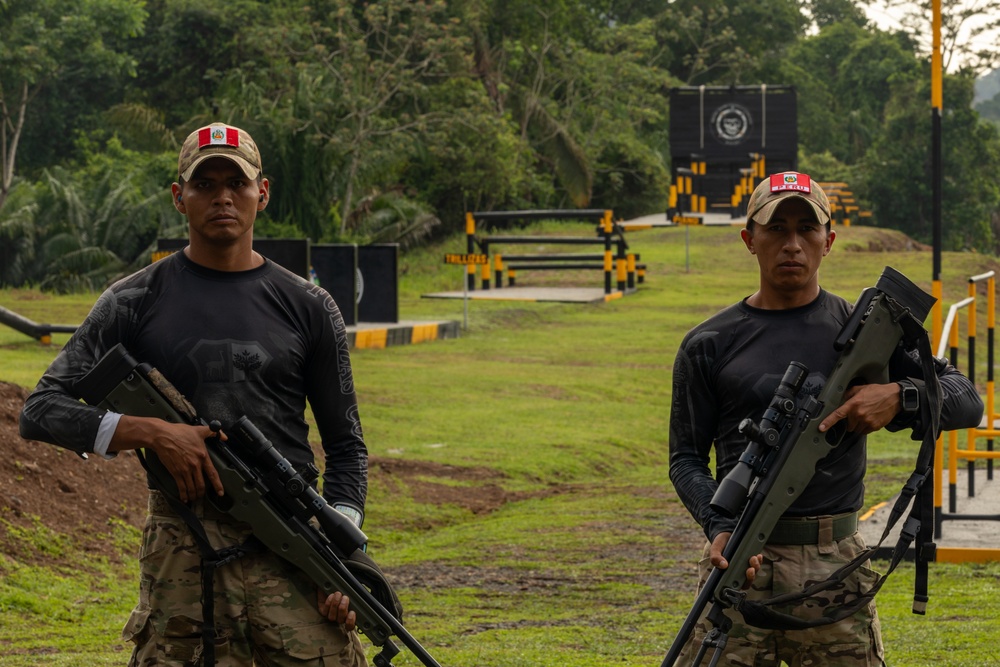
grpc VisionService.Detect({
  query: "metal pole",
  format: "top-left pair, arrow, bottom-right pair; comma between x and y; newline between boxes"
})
686,225 -> 691,273
931,0 -> 943,346
462,270 -> 469,330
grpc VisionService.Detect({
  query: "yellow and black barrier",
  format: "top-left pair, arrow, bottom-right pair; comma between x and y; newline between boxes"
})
817,182 -> 873,226
499,252 -> 645,290
349,321 -> 461,350
462,209 -> 642,296
932,270 -> 1000,557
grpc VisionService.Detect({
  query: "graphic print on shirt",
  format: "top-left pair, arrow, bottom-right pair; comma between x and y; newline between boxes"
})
188,339 -> 272,384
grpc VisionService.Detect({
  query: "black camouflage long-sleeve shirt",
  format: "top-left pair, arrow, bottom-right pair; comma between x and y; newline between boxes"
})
668,289 -> 983,542
20,251 -> 368,511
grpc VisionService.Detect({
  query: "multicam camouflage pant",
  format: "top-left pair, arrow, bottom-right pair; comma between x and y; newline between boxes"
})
123,491 -> 368,667
675,529 -> 886,667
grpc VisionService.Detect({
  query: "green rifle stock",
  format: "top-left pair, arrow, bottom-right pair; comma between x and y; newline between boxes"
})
661,266 -> 937,667
76,343 -> 442,667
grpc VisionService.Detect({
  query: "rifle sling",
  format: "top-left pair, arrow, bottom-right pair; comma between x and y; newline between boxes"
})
134,449 -> 263,667
735,309 -> 942,631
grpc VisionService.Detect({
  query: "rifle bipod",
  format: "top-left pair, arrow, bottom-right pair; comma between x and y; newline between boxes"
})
373,641 -> 399,667
689,606 -> 733,667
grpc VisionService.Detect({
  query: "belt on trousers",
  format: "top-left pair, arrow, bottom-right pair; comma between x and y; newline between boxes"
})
148,489 -> 232,521
767,512 -> 859,545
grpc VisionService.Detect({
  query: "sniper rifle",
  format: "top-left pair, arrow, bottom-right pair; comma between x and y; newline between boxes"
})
76,343 -> 443,667
661,266 -> 942,667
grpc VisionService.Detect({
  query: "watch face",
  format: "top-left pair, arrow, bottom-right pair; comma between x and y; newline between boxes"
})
901,385 -> 919,411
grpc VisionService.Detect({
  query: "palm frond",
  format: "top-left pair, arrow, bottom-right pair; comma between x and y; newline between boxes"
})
104,104 -> 178,151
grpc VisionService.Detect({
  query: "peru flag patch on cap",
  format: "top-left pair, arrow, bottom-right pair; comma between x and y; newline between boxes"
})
198,126 -> 240,148
770,172 -> 811,193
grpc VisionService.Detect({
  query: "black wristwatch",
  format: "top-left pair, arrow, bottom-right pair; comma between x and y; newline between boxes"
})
898,379 -> 919,415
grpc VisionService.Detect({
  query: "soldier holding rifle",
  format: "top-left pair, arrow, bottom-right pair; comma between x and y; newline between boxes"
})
21,123 -> 370,666
667,172 -> 983,666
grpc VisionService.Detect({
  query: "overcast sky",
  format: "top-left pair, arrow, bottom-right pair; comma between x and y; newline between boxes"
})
864,0 -> 998,73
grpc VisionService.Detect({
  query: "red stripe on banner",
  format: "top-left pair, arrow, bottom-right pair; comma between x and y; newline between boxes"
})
198,127 -> 212,147
226,127 -> 239,146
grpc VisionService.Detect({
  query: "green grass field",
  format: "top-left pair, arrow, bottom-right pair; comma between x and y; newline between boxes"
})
2,223 -> 999,666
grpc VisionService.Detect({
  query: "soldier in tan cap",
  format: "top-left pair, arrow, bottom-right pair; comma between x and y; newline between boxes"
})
21,123 -> 371,666
666,172 -> 982,665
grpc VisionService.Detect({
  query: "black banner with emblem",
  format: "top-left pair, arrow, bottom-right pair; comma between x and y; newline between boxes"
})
669,85 -> 797,209
669,85 -> 797,164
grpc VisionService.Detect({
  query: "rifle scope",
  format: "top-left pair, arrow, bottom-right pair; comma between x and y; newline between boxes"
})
227,416 -> 368,556
710,361 -> 809,519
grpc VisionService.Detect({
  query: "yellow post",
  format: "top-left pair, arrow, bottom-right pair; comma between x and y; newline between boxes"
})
990,276 -> 996,428
969,279 -> 978,345
480,260 -> 491,290
466,212 -> 477,291
931,0 -> 943,355
932,281 -> 943,352
494,253 -> 503,289
949,311 -> 962,489
967,280 -> 979,465
934,432 -> 944,512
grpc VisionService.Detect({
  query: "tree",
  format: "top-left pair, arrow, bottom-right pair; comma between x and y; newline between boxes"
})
781,21 -> 919,164
653,0 -> 806,85
0,136 -> 180,291
123,0 -> 274,130
32,160 -> 180,292
882,0 -> 1000,74
977,90 -> 1000,125
466,2 -> 674,215
0,180 -> 38,287
0,0 -> 146,207
806,0 -> 869,29
227,0 -> 471,240
861,72 -> 1000,251
402,76 -> 548,225
344,188 -> 441,250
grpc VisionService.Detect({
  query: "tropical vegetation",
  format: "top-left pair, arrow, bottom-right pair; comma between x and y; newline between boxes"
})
1,0 -> 1000,291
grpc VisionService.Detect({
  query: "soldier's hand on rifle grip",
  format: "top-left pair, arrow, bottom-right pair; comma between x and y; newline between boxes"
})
317,589 -> 357,632
818,383 -> 900,436
155,421 -> 226,503
710,532 -> 763,588
109,416 -> 226,503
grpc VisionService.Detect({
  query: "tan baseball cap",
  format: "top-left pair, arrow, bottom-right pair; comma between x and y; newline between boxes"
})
177,123 -> 262,181
746,172 -> 831,226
